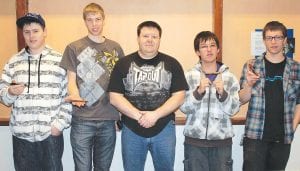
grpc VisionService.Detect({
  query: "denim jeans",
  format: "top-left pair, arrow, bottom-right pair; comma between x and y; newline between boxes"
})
70,118 -> 116,171
184,143 -> 232,171
243,137 -> 291,171
13,134 -> 64,171
121,120 -> 176,171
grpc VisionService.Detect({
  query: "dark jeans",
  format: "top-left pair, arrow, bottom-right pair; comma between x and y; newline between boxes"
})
13,134 -> 64,171
70,118 -> 116,171
243,137 -> 291,171
184,143 -> 233,171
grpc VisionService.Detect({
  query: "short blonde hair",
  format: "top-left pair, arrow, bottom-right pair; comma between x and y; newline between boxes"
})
83,3 -> 105,20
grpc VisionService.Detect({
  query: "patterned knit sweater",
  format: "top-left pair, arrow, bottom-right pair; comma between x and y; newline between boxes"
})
0,46 -> 72,142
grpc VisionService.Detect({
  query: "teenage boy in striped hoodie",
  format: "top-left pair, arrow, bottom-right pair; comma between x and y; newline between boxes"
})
0,13 -> 72,171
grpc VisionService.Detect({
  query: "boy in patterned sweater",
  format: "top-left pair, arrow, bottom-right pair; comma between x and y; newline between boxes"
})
0,13 -> 72,171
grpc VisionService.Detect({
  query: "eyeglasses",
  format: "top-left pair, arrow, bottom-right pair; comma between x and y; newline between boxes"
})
265,36 -> 284,41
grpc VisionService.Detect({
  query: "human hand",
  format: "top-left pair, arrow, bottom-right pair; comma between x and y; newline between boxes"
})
8,81 -> 26,96
51,126 -> 61,136
138,111 -> 159,128
65,94 -> 86,107
246,60 -> 260,87
246,70 -> 260,87
213,79 -> 224,95
198,77 -> 211,94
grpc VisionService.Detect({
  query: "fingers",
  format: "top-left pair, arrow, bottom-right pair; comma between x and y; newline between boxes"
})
64,95 -> 87,107
213,79 -> 224,95
246,70 -> 260,87
51,126 -> 61,136
198,78 -> 211,94
8,84 -> 26,96
72,101 -> 86,107
138,111 -> 157,128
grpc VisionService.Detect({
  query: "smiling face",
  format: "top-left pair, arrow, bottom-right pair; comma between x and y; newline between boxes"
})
196,38 -> 219,64
137,27 -> 161,59
84,12 -> 104,37
263,30 -> 287,56
22,22 -> 46,54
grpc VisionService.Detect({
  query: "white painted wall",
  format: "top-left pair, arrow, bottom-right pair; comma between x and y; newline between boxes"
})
1,125 -> 300,171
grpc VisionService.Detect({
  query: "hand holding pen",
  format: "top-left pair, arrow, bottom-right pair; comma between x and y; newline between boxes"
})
246,60 -> 260,87
197,77 -> 211,94
64,94 -> 87,107
213,76 -> 224,95
8,81 -> 26,96
198,72 -> 224,95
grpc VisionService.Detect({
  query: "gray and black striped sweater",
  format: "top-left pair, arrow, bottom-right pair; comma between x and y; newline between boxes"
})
0,46 -> 72,142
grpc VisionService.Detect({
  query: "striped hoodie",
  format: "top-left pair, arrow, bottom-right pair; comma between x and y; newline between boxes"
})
0,46 -> 72,142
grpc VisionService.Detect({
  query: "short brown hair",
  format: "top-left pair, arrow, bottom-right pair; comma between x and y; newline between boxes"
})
262,21 -> 287,39
194,31 -> 219,51
83,3 -> 105,20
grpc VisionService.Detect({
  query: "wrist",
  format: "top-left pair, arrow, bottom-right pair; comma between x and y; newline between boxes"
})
136,113 -> 143,121
197,86 -> 205,94
216,90 -> 228,102
7,87 -> 17,98
193,87 -> 206,100
244,82 -> 253,89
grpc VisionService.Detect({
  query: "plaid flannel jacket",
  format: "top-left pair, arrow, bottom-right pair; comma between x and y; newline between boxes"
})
180,62 -> 240,140
240,56 -> 300,144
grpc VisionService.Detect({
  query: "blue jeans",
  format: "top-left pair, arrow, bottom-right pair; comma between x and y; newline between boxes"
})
70,118 -> 116,171
243,137 -> 291,171
121,120 -> 176,171
13,134 -> 64,171
184,143 -> 233,171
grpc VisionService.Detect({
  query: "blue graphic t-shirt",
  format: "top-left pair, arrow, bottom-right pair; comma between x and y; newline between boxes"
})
108,52 -> 188,137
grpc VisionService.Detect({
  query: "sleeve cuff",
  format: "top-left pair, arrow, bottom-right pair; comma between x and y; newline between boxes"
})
216,90 -> 228,102
5,87 -> 18,101
193,87 -> 206,100
52,120 -> 65,131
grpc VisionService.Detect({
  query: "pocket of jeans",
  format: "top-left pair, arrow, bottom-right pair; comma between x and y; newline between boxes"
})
116,120 -> 123,130
183,158 -> 205,171
183,159 -> 190,171
171,120 -> 176,125
225,158 -> 233,167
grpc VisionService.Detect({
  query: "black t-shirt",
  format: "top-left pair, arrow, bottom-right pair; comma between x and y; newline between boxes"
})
263,57 -> 286,142
108,51 -> 188,137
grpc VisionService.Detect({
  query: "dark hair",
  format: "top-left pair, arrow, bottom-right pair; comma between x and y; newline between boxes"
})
137,21 -> 162,37
194,31 -> 219,51
262,21 -> 287,39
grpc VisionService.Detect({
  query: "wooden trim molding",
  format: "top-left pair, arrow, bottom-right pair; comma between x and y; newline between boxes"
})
0,116 -> 10,126
213,0 -> 223,62
16,0 -> 28,51
0,114 -> 246,126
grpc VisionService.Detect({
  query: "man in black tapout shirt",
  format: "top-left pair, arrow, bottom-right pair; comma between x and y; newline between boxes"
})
108,21 -> 188,171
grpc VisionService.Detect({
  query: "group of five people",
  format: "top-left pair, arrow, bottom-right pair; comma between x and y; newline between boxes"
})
1,2 -> 299,171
